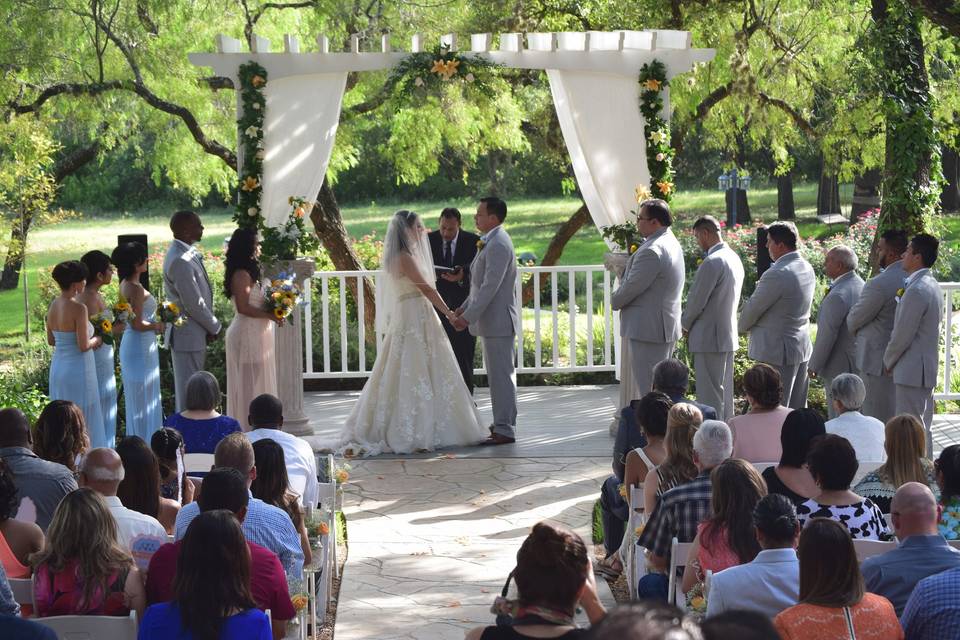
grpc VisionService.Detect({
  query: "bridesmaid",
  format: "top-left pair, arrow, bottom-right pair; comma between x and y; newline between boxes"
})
224,229 -> 281,430
76,250 -> 121,448
46,261 -> 104,442
111,242 -> 165,443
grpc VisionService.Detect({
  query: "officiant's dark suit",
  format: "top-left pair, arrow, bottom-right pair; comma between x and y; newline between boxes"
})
429,209 -> 480,393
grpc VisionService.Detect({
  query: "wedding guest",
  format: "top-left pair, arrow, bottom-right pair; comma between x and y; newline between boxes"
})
739,221 -> 816,409
588,602 -> 698,640
139,511 -> 271,640
464,522 -> 605,640
861,483 -> 960,616
901,565 -> 960,640
934,444 -> 960,539
162,371 -> 241,454
251,439 -> 312,567
773,519 -> 903,639
728,363 -> 792,462
796,434 -> 889,539
681,459 -> 766,594
77,250 -> 120,448
761,408 -> 825,507
115,436 -> 180,534
32,400 -> 89,473
706,494 -> 800,619
225,229 -> 281,431
151,428 -> 195,505
652,358 -> 717,419
825,373 -> 886,463
32,488 -> 145,619
45,260 -> 106,449
245,394 -> 318,508
0,563 -> 56,639
0,408 -> 77,531
0,459 -> 43,580
78,448 -> 166,552
807,245 -> 864,418
174,433 -> 304,578
855,414 -> 938,513
643,403 -> 703,515
112,242 -> 164,443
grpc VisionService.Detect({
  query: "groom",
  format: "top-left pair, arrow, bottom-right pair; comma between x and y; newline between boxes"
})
453,197 -> 521,445
162,210 -> 221,411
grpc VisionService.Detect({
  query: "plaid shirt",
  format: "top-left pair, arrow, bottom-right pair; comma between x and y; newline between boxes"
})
901,566 -> 960,639
637,471 -> 712,558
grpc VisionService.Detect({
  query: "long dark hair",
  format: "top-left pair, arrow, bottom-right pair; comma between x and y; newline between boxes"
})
937,444 -> 960,503
250,439 -> 302,528
115,436 -> 162,519
702,459 -> 766,563
798,518 -> 864,607
110,242 -> 147,281
33,400 -> 89,471
174,510 -> 257,640
224,228 -> 261,298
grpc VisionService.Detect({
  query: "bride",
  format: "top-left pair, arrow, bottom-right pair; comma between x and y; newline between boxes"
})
339,210 -> 487,455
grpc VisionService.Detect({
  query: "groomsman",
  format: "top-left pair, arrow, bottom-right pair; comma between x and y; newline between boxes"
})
611,199 -> 685,400
808,246 -> 864,418
847,230 -> 908,423
884,233 -> 942,454
428,208 -> 479,393
681,216 -> 744,420
739,222 -> 816,409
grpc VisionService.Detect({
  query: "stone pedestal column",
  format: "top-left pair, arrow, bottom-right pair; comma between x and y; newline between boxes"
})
270,258 -> 316,436
603,251 -> 632,436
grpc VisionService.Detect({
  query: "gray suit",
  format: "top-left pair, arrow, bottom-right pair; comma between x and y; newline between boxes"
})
883,268 -> 942,452
162,240 -> 221,411
461,225 -> 520,438
611,227 -> 685,400
847,261 -> 906,423
739,251 -> 816,409
681,242 -> 744,420
809,270 -> 865,417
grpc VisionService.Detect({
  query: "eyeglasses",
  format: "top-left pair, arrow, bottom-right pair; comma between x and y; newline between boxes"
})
636,215 -> 652,221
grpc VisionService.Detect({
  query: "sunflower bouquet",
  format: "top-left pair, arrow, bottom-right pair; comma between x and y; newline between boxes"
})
91,309 -> 116,345
263,272 -> 302,321
158,300 -> 187,327
112,300 -> 134,325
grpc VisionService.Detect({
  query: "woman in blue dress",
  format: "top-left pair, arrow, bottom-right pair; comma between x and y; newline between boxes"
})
76,250 -> 122,448
112,242 -> 164,443
46,261 -> 104,442
163,371 -> 241,453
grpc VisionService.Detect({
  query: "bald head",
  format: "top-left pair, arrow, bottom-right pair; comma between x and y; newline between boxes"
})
78,447 -> 125,496
890,482 -> 940,538
826,245 -> 858,279
0,408 -> 31,448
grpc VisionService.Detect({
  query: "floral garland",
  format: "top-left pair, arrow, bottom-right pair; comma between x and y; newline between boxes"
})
260,196 -> 320,261
385,44 -> 500,105
637,60 -> 675,202
235,61 -> 267,229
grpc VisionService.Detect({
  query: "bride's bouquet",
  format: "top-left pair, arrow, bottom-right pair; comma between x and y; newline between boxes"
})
159,300 -> 187,327
263,272 -> 302,321
90,310 -> 116,345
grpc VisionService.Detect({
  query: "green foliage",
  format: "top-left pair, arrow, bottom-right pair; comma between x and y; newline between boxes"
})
600,223 -> 642,253
0,376 -> 48,425
385,45 -> 500,102
261,197 -> 320,262
235,61 -> 267,230
638,60 -> 675,201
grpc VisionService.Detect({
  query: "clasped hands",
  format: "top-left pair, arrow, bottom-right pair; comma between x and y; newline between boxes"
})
447,308 -> 468,332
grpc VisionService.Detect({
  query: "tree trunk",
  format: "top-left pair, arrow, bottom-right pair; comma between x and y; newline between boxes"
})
817,167 -> 841,216
777,173 -> 796,220
520,203 -> 590,305
941,145 -> 960,212
851,169 -> 883,222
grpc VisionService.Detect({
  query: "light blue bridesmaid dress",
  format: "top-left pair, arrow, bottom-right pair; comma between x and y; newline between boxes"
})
119,294 -> 163,442
92,338 -> 117,449
49,321 -> 107,448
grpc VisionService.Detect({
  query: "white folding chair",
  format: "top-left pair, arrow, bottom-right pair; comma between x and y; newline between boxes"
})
883,513 -> 894,531
949,540 -> 960,552
668,537 -> 695,607
34,610 -> 137,640
625,483 -> 646,600
704,570 -> 713,599
183,453 -> 215,475
853,538 -> 896,562
8,576 -> 33,609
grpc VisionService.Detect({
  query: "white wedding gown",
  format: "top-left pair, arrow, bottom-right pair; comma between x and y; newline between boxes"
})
338,274 -> 487,455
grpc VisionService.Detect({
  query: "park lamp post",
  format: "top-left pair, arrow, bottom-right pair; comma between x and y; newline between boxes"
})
717,168 -> 752,229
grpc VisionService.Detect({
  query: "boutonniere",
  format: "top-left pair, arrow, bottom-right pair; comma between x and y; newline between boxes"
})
696,257 -> 704,267
476,239 -> 485,251
629,244 -> 638,255
895,287 -> 905,302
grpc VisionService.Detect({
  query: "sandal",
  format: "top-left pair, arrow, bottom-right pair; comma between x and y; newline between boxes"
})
593,559 -> 621,580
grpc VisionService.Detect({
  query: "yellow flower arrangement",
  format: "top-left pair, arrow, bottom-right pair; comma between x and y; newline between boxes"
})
689,595 -> 705,611
335,468 -> 350,484
273,307 -> 286,320
241,176 -> 259,192
291,594 -> 308,611
657,181 -> 674,195
644,78 -> 662,91
634,185 -> 652,203
101,319 -> 113,334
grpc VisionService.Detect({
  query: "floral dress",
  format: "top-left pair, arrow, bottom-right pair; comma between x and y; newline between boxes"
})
939,496 -> 960,540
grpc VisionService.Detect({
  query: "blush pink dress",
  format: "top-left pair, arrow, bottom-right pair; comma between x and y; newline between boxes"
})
226,279 -> 277,430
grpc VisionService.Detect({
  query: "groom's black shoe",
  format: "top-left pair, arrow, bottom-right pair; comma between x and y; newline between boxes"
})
481,433 -> 515,446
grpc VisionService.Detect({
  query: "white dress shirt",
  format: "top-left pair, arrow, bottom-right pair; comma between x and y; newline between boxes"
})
102,495 -> 166,550
247,428 -> 319,506
825,410 -> 887,463
706,548 -> 800,619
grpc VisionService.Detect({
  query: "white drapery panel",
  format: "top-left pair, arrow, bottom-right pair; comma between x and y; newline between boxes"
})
260,73 -> 348,228
546,69 -> 650,235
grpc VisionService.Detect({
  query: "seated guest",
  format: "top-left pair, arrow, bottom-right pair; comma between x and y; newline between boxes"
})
162,371 -> 241,454
706,494 -> 800,619
681,459 -> 766,594
702,610 -> 783,640
77,448 -> 165,551
587,602 -> 699,640
796,434 -> 889,539
147,468 -> 294,639
855,414 -> 939,513
0,563 -> 56,639
901,565 -> 960,640
652,358 -> 717,420
150,428 -> 195,505
643,403 -> 703,515
934,444 -> 960,539
464,522 -> 605,640
762,408 -> 825,506
116,436 -> 180,533
32,400 -> 89,473
251,439 -> 313,567
174,433 -> 304,578
32,488 -> 145,618
139,510 -> 271,640
825,373 -> 886,463
0,459 -> 43,579
861,482 -> 960,616
774,518 -> 902,639
729,363 -> 792,462
0,408 -> 77,531
245,394 -> 319,508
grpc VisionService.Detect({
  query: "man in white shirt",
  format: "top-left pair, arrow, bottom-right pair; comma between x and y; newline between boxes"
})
245,394 -> 319,507
824,373 -> 886,463
78,448 -> 166,550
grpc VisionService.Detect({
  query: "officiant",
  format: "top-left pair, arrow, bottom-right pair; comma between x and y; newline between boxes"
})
428,208 -> 480,393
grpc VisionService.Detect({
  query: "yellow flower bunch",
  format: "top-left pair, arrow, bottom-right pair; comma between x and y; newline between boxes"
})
430,58 -> 460,80
335,468 -> 350,484
657,181 -> 674,195
644,78 -> 662,92
160,301 -> 187,327
618,484 -> 627,498
635,185 -> 652,203
101,319 -> 113,334
251,74 -> 266,88
241,176 -> 259,192
629,244 -> 639,255
291,594 -> 308,611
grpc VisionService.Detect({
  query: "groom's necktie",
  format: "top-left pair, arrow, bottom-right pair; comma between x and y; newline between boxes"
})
443,240 -> 452,267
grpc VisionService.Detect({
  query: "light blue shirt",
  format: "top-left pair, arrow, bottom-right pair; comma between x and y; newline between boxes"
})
862,534 -> 960,616
705,548 -> 799,619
